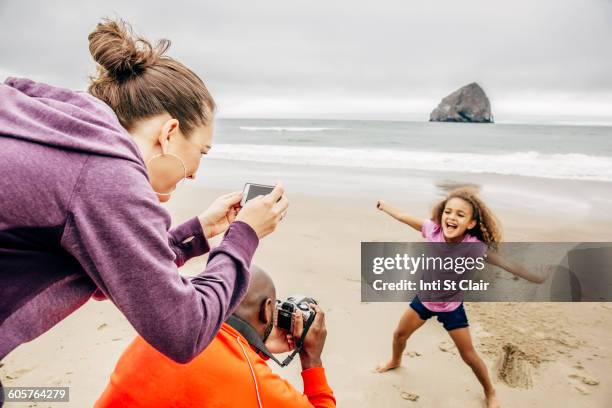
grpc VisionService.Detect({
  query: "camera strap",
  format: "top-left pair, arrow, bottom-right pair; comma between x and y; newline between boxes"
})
226,314 -> 313,368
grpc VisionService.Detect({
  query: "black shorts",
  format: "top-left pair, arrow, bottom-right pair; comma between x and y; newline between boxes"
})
409,296 -> 469,331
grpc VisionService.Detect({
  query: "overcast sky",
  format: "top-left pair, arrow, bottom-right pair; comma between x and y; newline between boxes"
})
1,0 -> 611,121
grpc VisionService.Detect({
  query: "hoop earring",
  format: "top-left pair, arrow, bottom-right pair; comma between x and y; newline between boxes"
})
146,152 -> 187,196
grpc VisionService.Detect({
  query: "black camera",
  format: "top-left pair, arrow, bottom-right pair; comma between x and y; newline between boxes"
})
275,295 -> 317,333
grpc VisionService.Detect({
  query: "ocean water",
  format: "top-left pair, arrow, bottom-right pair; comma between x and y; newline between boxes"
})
210,119 -> 612,182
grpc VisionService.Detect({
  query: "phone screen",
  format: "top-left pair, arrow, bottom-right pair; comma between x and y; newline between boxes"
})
244,184 -> 274,203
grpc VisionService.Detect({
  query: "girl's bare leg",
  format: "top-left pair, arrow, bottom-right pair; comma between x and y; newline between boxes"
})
375,307 -> 426,373
448,327 -> 500,408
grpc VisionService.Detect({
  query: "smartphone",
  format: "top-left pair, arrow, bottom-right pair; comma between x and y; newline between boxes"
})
240,183 -> 275,206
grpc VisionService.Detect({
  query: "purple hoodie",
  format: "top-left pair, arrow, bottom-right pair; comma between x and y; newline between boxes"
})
0,78 -> 258,365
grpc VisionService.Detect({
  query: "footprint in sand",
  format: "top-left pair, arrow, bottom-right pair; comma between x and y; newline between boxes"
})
392,385 -> 420,402
574,385 -> 590,395
582,377 -> 600,386
569,373 -> 600,386
404,351 -> 421,358
400,391 -> 419,401
6,366 -> 36,380
438,341 -> 456,354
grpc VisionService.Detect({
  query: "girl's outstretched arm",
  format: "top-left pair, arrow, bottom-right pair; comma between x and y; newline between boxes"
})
376,200 -> 423,232
486,251 -> 549,283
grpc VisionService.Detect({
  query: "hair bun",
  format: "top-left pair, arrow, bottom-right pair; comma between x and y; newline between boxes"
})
88,19 -> 169,80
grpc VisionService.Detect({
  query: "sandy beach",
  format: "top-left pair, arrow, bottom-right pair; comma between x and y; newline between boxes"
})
1,168 -> 611,408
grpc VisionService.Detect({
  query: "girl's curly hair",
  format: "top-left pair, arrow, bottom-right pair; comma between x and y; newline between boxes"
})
431,187 -> 502,249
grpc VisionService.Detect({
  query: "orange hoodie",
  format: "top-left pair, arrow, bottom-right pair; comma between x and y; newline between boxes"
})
96,323 -> 336,407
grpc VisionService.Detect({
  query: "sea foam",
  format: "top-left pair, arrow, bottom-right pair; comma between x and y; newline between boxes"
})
239,126 -> 342,132
208,144 -> 612,182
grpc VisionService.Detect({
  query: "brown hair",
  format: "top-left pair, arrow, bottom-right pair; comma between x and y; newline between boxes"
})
431,187 -> 502,249
87,18 -> 215,135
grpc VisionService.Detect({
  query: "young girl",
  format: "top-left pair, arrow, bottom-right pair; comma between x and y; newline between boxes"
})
374,188 -> 547,408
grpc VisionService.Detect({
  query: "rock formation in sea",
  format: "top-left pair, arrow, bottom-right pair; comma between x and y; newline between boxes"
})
430,82 -> 493,123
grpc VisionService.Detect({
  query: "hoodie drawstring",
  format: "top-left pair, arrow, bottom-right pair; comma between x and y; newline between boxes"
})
236,336 -> 263,408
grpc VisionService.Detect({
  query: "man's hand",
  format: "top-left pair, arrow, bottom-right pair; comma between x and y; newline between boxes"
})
296,305 -> 327,370
198,191 -> 243,239
265,325 -> 296,354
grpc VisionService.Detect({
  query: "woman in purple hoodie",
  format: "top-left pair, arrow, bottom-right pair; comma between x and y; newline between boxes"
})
0,19 -> 288,401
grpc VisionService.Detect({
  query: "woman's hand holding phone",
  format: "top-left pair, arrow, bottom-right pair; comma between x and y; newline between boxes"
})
198,191 -> 244,239
236,183 -> 289,239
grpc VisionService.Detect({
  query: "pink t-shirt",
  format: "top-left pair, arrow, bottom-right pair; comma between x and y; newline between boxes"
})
420,219 -> 486,312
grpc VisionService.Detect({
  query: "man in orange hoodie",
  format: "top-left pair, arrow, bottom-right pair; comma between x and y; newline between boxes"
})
96,266 -> 335,407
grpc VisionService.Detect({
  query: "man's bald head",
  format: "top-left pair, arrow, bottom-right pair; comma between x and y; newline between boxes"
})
234,265 -> 277,338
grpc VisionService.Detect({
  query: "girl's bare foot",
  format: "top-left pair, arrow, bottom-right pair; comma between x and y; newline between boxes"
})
374,359 -> 401,373
486,391 -> 501,408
